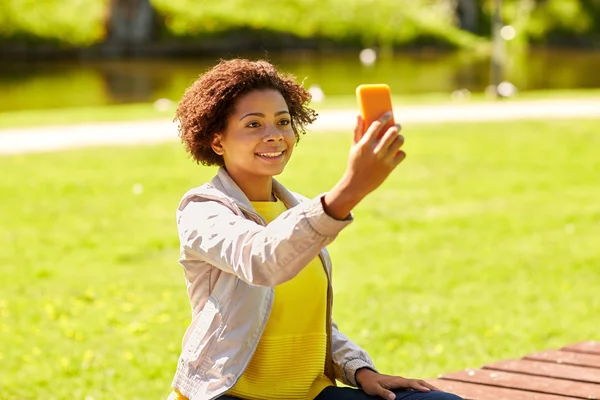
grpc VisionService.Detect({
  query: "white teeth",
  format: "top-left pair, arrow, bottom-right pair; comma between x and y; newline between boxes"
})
257,151 -> 283,157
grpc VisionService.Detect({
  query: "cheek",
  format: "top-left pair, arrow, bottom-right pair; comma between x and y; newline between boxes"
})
285,132 -> 296,158
224,134 -> 254,150
284,129 -> 297,144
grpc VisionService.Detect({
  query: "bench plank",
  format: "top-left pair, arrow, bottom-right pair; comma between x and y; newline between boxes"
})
431,379 -> 580,400
525,350 -> 600,369
439,369 -> 600,398
483,358 -> 600,384
562,341 -> 600,356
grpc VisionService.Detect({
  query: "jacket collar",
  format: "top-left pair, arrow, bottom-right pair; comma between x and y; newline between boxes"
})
212,167 -> 300,211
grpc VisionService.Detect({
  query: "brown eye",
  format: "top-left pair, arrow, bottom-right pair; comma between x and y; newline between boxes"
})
279,119 -> 290,126
247,121 -> 261,128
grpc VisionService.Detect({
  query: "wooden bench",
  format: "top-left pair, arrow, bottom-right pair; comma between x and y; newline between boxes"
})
431,341 -> 600,399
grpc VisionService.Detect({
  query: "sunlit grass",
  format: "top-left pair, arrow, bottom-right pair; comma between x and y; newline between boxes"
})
318,88 -> 600,109
1,118 -> 599,399
1,89 -> 599,129
0,103 -> 172,129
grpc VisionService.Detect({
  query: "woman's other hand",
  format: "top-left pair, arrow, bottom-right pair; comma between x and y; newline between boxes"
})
355,368 -> 439,400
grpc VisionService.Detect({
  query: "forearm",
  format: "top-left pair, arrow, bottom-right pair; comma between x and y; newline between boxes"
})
180,197 -> 352,286
322,175 -> 365,220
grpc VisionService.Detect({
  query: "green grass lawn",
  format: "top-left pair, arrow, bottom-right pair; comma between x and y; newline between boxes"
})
1,119 -> 599,399
0,103 -> 173,130
1,88 -> 600,129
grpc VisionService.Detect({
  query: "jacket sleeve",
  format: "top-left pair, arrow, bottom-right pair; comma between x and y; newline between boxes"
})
331,321 -> 378,387
177,194 -> 352,287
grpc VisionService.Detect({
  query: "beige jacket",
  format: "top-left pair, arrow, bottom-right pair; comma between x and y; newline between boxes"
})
172,167 -> 377,400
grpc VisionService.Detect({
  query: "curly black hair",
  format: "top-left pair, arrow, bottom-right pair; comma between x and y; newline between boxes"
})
175,58 -> 318,166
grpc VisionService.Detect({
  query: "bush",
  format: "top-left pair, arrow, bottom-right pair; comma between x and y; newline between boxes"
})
0,0 -> 481,48
0,0 -> 107,46
151,0 -> 481,48
478,0 -> 600,47
0,0 -> 598,49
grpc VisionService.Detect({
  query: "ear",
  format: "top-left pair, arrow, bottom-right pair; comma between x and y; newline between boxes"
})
211,133 -> 224,156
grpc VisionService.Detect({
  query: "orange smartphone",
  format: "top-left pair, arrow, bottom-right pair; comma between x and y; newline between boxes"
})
356,84 -> 395,135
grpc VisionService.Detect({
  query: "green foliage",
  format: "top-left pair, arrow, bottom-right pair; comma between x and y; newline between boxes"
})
0,0 -> 598,48
152,0 -> 482,48
0,0 -> 108,46
0,0 -> 481,48
1,118 -> 599,398
506,0 -> 590,41
479,0 -> 600,46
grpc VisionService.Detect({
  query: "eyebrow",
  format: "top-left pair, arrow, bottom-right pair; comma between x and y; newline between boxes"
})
239,110 -> 290,120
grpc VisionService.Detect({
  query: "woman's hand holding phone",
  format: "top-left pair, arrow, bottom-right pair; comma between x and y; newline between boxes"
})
344,112 -> 405,196
322,84 -> 406,220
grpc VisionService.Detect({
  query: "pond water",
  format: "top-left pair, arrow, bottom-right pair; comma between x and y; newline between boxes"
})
0,49 -> 599,112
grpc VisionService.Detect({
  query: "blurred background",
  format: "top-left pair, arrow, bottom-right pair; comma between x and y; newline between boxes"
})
1,2 -> 599,400
1,0 -> 599,113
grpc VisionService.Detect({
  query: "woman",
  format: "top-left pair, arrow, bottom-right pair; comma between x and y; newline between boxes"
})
169,59 -> 462,400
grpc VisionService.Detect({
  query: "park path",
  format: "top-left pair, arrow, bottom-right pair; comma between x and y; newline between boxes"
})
1,98 -> 599,155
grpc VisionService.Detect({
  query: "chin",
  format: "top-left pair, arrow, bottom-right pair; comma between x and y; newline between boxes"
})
261,166 -> 286,177
255,159 -> 289,177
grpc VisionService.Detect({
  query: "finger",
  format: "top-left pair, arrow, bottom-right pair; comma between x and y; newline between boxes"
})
361,112 -> 393,145
377,387 -> 396,400
374,124 -> 401,155
354,115 -> 364,144
409,379 -> 431,392
418,380 -> 440,391
385,132 -> 404,159
393,150 -> 406,165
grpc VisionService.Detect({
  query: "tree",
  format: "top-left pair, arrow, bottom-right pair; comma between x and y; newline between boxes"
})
104,0 -> 156,55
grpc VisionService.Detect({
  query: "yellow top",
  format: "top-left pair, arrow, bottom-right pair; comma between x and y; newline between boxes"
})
227,199 -> 333,400
168,198 -> 332,400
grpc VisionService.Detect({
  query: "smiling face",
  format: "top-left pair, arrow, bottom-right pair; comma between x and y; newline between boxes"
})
211,89 -> 296,186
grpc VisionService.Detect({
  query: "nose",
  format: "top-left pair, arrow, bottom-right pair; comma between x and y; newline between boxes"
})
264,124 -> 284,142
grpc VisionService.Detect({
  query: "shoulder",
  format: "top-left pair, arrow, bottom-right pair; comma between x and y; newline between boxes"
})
178,182 -> 235,210
290,191 -> 310,204
176,183 -> 244,230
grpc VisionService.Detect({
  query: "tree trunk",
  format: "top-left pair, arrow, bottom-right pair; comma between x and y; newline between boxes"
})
104,0 -> 156,56
456,0 -> 479,33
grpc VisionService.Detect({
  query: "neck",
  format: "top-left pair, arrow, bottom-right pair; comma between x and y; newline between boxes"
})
226,168 -> 274,202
